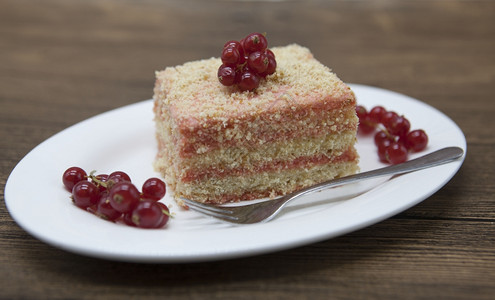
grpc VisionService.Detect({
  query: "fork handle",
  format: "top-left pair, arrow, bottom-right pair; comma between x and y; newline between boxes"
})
290,146 -> 464,199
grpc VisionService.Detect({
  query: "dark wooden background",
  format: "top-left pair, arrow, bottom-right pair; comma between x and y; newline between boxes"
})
1,0 -> 494,299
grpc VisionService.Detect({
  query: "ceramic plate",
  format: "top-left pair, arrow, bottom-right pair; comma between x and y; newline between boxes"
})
5,84 -> 466,263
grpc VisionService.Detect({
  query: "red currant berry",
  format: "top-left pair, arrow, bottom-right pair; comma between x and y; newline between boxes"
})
381,111 -> 399,129
62,167 -> 87,191
242,33 -> 268,54
387,116 -> 411,137
96,192 -> 122,221
374,130 -> 394,147
356,106 -> 375,134
356,105 -> 368,120
71,181 -> 99,209
358,116 -> 376,134
397,134 -> 408,147
238,70 -> 260,91
131,200 -> 164,229
247,51 -> 269,74
224,40 -> 240,49
108,171 -> 131,182
385,142 -> 408,164
109,181 -> 140,213
234,67 -> 243,84
218,65 -> 236,86
239,37 -> 246,48
106,171 -> 131,189
141,177 -> 166,201
260,54 -> 276,77
223,40 -> 245,59
377,138 -> 394,163
405,129 -> 428,152
368,106 -> 387,124
156,202 -> 170,228
221,46 -> 240,66
122,212 -> 136,227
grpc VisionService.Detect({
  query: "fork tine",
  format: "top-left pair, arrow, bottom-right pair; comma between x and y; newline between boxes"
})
180,198 -> 239,222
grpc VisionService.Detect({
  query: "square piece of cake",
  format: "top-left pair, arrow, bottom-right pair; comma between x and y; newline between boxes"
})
153,44 -> 359,204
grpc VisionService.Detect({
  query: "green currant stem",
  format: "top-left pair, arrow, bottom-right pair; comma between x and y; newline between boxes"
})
162,209 -> 173,218
89,170 -> 108,188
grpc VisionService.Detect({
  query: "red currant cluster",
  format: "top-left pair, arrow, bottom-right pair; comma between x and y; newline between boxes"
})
356,105 -> 429,164
62,167 -> 170,229
218,32 -> 277,91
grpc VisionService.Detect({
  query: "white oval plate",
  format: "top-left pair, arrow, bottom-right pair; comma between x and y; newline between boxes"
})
5,84 -> 466,263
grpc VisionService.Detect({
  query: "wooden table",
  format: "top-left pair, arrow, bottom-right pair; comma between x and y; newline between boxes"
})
1,0 -> 494,299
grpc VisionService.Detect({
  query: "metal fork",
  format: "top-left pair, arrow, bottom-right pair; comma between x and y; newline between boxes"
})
181,146 -> 464,224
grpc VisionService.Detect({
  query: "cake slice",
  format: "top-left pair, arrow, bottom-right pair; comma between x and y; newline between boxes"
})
153,44 -> 359,204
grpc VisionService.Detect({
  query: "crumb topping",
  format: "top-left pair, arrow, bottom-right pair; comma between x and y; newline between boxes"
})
154,44 -> 353,124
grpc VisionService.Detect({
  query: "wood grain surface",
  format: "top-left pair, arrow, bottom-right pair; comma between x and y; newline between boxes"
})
1,0 -> 494,299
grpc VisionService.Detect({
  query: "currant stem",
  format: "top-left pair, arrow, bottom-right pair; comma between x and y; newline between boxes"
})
162,208 -> 173,218
89,170 -> 108,188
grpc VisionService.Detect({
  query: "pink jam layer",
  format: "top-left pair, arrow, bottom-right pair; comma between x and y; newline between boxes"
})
181,148 -> 358,183
172,99 -> 356,158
